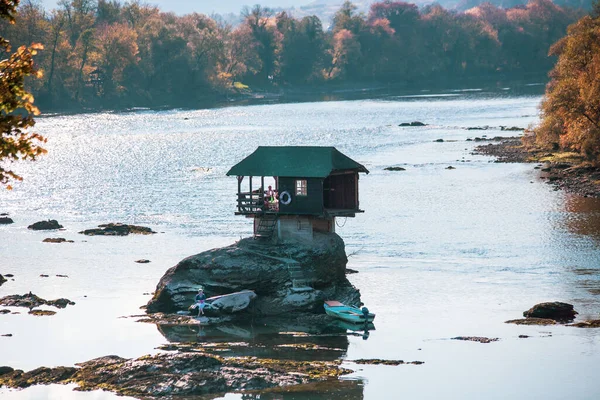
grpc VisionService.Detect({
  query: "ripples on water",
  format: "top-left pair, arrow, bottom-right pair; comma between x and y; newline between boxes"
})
1,88 -> 600,399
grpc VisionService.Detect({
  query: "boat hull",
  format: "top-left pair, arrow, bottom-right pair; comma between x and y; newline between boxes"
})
324,303 -> 375,324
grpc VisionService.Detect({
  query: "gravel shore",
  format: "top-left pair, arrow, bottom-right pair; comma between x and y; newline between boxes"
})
474,138 -> 600,198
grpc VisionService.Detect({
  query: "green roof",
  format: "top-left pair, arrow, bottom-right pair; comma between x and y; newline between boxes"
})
226,146 -> 369,178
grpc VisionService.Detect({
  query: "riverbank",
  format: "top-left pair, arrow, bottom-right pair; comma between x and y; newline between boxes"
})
37,75 -> 549,115
474,137 -> 600,198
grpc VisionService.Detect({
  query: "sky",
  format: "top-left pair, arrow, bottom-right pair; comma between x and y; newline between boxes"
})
41,0 -> 318,15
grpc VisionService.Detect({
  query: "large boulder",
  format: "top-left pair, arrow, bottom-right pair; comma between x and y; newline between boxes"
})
523,302 -> 578,322
27,220 -> 63,230
146,232 -> 361,316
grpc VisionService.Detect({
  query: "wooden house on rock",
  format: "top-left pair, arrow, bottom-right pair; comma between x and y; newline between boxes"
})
226,146 -> 369,241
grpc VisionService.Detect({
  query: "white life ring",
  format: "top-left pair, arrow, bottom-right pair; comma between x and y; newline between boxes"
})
280,191 -> 292,205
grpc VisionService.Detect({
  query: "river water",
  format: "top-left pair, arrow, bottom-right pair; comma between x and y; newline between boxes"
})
1,87 -> 600,399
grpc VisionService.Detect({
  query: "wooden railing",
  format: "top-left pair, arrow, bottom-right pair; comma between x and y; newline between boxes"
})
237,192 -> 265,213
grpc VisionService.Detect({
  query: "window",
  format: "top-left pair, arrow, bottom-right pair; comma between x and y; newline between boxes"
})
295,179 -> 307,196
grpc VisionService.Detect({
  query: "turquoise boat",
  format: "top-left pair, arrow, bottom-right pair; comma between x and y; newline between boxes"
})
324,300 -> 376,324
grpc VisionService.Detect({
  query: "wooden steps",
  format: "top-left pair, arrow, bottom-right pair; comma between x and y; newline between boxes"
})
254,214 -> 278,240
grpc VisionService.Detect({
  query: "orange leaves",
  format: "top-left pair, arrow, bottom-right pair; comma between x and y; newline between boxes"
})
536,14 -> 600,162
0,6 -> 46,187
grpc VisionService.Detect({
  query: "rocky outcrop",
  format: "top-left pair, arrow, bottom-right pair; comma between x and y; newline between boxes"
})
0,216 -> 13,224
0,275 -> 6,286
0,352 -> 350,397
79,223 -> 156,236
523,302 -> 578,322
28,220 -> 63,230
0,293 -> 75,310
146,232 -> 361,317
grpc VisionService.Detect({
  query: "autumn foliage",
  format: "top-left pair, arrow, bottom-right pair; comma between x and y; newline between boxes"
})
535,8 -> 600,162
0,0 -> 46,187
0,0 -> 584,112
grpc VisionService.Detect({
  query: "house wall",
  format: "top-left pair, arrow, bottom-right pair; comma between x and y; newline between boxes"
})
277,216 -> 314,242
323,171 -> 358,210
312,218 -> 335,234
278,177 -> 324,215
276,216 -> 335,243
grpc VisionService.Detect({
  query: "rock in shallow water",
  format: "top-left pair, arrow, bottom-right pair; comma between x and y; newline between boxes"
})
523,302 -> 578,322
42,238 -> 74,243
146,232 -> 361,317
0,352 -> 350,397
505,318 -> 557,326
0,293 -> 75,309
28,220 -> 63,230
79,223 -> 156,236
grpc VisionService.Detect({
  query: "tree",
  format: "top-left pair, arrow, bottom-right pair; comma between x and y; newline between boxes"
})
535,14 -> 600,161
241,5 -> 281,84
96,22 -> 138,97
276,12 -> 326,84
0,0 -> 46,187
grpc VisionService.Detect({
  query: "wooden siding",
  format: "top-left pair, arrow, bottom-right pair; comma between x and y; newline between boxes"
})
323,172 -> 358,210
278,177 -> 324,215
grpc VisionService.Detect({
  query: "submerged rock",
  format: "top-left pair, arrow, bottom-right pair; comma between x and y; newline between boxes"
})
28,220 -> 63,230
79,223 -> 156,236
452,336 -> 499,343
146,232 -> 361,317
42,238 -> 74,243
505,318 -> 557,326
353,359 -> 424,365
0,352 -> 350,397
523,302 -> 578,322
29,310 -> 57,316
399,121 -> 426,127
384,166 -> 406,171
0,293 -> 75,310
567,319 -> 600,328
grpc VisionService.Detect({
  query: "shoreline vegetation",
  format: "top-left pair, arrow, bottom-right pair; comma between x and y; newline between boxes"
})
474,136 -> 600,198
0,0 -> 585,113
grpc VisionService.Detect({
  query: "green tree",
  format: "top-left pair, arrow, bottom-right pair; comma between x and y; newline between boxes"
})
241,5 -> 281,84
0,0 -> 46,187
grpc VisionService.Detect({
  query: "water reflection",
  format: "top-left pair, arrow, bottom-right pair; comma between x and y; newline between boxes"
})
157,320 -> 367,399
156,319 -> 374,362
230,380 -> 364,400
563,195 -> 600,240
